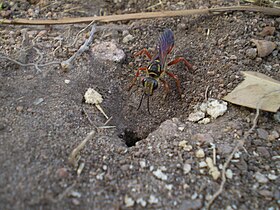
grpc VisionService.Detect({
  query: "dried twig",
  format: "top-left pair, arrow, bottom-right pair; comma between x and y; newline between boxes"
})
68,130 -> 96,167
205,89 -> 280,209
0,53 -> 60,72
61,24 -> 96,71
66,20 -> 95,48
1,6 -> 279,26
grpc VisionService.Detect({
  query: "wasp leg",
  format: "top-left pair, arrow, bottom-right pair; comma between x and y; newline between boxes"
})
167,57 -> 193,71
134,48 -> 153,60
165,71 -> 182,97
128,67 -> 148,91
159,78 -> 170,99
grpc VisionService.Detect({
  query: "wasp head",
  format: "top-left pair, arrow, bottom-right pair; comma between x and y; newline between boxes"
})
142,77 -> 158,96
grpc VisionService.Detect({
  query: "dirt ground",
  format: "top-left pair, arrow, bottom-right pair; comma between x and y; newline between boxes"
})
0,0 -> 280,209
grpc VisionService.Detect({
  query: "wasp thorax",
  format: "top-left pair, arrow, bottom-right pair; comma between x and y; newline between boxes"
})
148,62 -> 161,76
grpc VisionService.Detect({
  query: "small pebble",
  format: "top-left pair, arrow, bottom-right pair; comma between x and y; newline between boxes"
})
153,169 -> 168,181
148,194 -> 159,204
183,163 -> 191,174
195,149 -> 205,158
257,147 -> 270,158
230,55 -> 237,60
257,128 -> 269,140
258,190 -> 273,198
199,161 -> 207,168
16,106 -> 24,112
70,191 -> 82,198
65,79 -> 70,84
33,98 -> 44,105
72,198 -> 80,205
226,169 -> 233,179
254,172 -> 268,183
56,167 -> 69,179
267,174 -> 278,180
187,111 -> 205,122
122,34 -> 134,43
136,197 -> 147,207
124,195 -> 135,207
139,160 -> 146,168
246,48 -> 257,59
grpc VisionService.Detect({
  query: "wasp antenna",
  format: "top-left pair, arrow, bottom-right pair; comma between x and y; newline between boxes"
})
137,93 -> 145,111
147,95 -> 153,116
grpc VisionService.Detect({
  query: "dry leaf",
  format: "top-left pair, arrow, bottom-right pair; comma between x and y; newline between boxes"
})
223,71 -> 280,112
251,39 -> 277,57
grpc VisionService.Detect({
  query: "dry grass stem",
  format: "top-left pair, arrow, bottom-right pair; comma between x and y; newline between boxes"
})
68,130 -> 96,167
1,6 -> 279,26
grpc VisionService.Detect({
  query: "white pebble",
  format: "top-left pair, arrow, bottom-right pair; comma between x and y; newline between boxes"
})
183,163 -> 192,174
148,194 -> 159,204
226,169 -> 233,179
136,197 -> 147,207
124,195 -> 135,207
139,160 -> 146,168
196,149 -> 205,158
199,161 -> 208,168
64,79 -> 70,84
153,169 -> 168,181
254,172 -> 268,183
267,174 -> 278,180
165,184 -> 173,190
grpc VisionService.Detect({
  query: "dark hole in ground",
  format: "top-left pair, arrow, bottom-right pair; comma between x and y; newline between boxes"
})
119,128 -> 143,147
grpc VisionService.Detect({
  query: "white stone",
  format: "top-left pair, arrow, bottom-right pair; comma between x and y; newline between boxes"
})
187,111 -> 205,122
268,174 -> 278,180
199,161 -> 208,168
183,163 -> 192,174
198,117 -> 211,124
124,195 -> 135,207
123,34 -> 134,43
136,198 -> 147,207
165,184 -> 173,190
226,169 -> 233,179
153,169 -> 168,181
148,194 -> 159,204
195,149 -> 205,158
139,160 -> 146,168
206,99 -> 228,119
254,172 -> 268,183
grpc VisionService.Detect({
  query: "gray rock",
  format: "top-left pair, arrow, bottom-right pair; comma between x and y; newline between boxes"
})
122,34 -> 134,43
246,48 -> 257,59
179,199 -> 202,210
254,172 -> 268,183
257,147 -> 270,158
91,41 -> 125,62
257,128 -> 269,140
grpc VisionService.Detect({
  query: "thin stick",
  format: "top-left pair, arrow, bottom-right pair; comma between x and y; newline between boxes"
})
68,130 -> 96,167
61,24 -> 96,70
66,20 -> 95,48
1,6 -> 279,25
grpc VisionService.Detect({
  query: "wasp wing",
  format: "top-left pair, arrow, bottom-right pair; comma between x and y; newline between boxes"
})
158,29 -> 175,69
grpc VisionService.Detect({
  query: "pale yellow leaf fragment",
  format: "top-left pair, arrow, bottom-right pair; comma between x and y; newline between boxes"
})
223,71 -> 280,112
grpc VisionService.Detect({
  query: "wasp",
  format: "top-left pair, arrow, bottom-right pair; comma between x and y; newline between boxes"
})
128,29 -> 193,114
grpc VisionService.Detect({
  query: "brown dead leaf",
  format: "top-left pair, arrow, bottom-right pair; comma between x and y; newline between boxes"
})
223,71 -> 280,112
